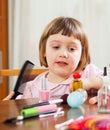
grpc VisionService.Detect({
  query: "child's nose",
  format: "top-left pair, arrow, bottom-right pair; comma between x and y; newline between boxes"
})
59,51 -> 68,58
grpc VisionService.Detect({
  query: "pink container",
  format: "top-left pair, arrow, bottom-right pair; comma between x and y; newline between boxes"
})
39,89 -> 50,101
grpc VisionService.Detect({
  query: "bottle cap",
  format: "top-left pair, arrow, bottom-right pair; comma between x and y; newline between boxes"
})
73,72 -> 82,79
20,107 -> 39,116
103,67 -> 107,76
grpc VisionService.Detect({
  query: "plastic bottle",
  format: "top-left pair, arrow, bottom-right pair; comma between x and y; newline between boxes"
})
98,72 -> 110,113
67,72 -> 88,108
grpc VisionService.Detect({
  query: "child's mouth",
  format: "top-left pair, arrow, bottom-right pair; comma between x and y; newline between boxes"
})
56,61 -> 68,66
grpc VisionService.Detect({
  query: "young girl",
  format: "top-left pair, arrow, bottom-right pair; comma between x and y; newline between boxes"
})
3,16 -> 103,103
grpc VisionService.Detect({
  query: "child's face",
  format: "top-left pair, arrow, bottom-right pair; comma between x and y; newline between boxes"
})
45,33 -> 82,79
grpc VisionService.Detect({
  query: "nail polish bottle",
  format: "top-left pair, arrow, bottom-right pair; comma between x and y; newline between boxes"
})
71,71 -> 83,91
67,72 -> 88,108
39,78 -> 50,101
98,67 -> 110,113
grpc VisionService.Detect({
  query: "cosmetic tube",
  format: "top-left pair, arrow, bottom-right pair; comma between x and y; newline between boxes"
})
21,104 -> 57,116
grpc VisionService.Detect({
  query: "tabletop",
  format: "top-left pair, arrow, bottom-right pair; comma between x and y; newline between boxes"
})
0,98 -> 99,130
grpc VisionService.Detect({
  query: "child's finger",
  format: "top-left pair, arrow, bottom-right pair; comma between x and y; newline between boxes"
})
88,96 -> 98,104
3,91 -> 15,101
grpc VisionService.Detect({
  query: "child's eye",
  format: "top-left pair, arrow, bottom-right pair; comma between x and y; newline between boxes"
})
68,47 -> 75,52
53,46 -> 60,49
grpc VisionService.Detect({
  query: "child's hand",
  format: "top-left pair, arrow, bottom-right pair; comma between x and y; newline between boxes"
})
3,91 -> 15,101
81,77 -> 102,90
88,96 -> 98,104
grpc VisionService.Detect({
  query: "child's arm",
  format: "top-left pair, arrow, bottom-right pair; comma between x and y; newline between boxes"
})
2,91 -> 15,101
82,77 -> 102,105
82,77 -> 103,90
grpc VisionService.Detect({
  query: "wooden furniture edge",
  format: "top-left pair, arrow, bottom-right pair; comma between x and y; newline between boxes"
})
0,68 -> 48,76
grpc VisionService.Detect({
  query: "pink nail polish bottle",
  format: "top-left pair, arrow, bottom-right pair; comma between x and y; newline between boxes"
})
39,78 -> 50,101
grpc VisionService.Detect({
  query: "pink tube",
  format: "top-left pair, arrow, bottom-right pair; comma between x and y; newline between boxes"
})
37,104 -> 58,113
21,104 -> 58,116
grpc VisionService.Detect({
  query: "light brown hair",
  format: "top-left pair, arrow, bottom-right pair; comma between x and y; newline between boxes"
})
39,16 -> 90,71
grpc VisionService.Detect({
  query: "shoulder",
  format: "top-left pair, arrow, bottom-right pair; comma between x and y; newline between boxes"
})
84,64 -> 101,71
18,71 -> 49,92
25,71 -> 49,86
34,71 -> 49,81
82,64 -> 103,78
27,71 -> 49,87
